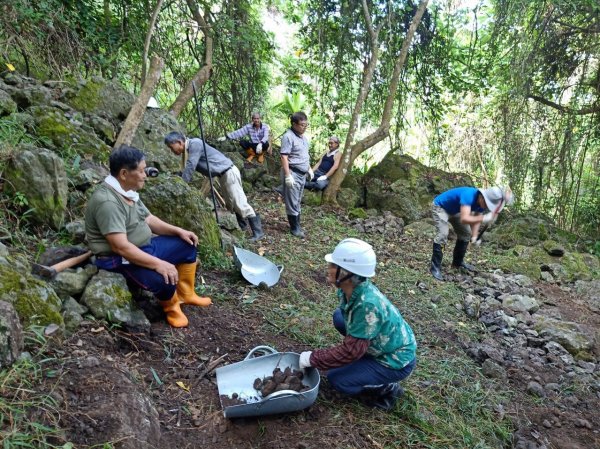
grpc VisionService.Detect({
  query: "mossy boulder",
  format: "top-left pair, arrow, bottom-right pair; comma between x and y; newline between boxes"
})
81,270 -> 150,332
348,208 -> 368,220
28,105 -> 111,160
302,190 -> 322,206
495,244 -> 597,282
0,260 -> 63,329
0,89 -> 17,115
64,77 -> 134,124
486,212 -> 580,249
337,187 -> 361,209
131,108 -> 183,172
140,176 -> 222,264
5,147 -> 68,230
363,153 -> 471,223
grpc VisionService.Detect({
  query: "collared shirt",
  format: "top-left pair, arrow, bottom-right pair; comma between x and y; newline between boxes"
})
181,138 -> 233,182
280,128 -> 310,172
338,280 -> 417,369
227,123 -> 270,144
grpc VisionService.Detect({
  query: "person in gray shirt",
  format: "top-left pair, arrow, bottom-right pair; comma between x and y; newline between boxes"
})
164,131 -> 264,242
280,111 -> 311,238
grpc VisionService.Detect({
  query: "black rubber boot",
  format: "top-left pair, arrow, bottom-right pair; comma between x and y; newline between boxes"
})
430,242 -> 444,281
236,213 -> 248,231
287,214 -> 305,238
452,240 -> 475,271
247,214 -> 264,242
358,383 -> 404,411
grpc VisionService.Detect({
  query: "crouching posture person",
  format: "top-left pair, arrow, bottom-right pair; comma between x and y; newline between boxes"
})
430,186 -> 505,281
84,145 -> 211,328
299,238 -> 417,410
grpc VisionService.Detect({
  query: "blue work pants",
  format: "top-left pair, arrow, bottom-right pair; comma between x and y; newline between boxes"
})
329,308 -> 416,395
95,236 -> 197,301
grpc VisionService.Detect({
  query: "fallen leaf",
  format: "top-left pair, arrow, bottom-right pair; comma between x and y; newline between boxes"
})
91,327 -> 104,333
176,381 -> 190,392
6,63 -> 15,71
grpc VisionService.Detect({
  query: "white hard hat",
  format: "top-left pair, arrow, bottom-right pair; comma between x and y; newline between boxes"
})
147,96 -> 159,108
325,238 -> 376,277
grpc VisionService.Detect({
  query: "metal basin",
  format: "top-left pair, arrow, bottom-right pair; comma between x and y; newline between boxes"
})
233,246 -> 283,287
215,346 -> 320,418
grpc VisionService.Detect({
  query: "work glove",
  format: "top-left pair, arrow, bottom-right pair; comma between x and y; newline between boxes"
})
317,175 -> 328,182
217,136 -> 227,142
471,236 -> 482,247
256,143 -> 263,154
481,212 -> 495,225
307,168 -> 314,181
285,174 -> 295,188
299,351 -> 313,370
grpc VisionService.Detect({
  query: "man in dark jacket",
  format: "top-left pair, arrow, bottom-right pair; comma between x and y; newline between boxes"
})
164,131 -> 264,242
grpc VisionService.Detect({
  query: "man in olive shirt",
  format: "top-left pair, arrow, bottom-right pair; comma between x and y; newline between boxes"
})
85,145 -> 211,328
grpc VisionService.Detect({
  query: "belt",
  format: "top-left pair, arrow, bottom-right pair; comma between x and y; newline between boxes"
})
218,166 -> 233,177
290,166 -> 307,176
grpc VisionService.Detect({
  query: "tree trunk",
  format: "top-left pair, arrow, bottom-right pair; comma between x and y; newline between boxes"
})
141,0 -> 164,86
323,0 -> 430,203
113,55 -> 164,149
169,0 -> 213,117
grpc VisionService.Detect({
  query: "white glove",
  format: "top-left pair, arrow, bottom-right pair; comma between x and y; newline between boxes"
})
299,351 -> 313,369
217,136 -> 227,142
481,212 -> 495,225
307,168 -> 314,180
471,236 -> 482,247
256,143 -> 263,154
317,175 -> 328,182
285,174 -> 295,188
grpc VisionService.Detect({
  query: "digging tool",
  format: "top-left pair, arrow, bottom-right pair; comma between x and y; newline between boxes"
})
191,80 -> 220,226
31,250 -> 92,280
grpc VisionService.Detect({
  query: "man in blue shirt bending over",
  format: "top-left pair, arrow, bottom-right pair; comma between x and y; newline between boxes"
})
430,186 -> 507,281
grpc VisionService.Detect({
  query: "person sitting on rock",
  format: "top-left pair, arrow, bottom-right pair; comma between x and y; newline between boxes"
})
430,186 -> 507,281
84,145 -> 211,328
298,238 -> 417,411
305,135 -> 342,191
217,112 -> 270,164
164,131 -> 264,242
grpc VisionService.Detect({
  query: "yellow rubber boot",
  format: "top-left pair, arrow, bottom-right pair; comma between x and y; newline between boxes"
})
176,262 -> 212,307
160,293 -> 189,328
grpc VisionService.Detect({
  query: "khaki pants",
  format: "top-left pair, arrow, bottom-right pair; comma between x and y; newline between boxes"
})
220,166 -> 255,218
432,203 -> 471,245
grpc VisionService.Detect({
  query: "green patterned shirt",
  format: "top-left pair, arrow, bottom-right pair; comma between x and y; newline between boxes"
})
338,280 -> 417,369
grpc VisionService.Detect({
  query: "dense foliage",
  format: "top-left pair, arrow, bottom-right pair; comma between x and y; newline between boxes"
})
0,0 -> 599,240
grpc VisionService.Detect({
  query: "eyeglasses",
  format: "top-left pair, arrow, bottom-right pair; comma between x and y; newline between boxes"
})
297,121 -> 309,128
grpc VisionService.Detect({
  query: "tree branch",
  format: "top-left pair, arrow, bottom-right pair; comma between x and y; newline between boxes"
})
527,94 -> 600,115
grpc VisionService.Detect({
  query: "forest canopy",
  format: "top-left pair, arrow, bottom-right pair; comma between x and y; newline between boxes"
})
1,0 -> 599,241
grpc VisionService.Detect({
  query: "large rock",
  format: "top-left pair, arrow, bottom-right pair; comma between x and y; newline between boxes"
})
486,212 -> 579,249
140,176 -> 222,263
62,361 -> 160,449
500,294 -> 539,313
0,89 -> 17,115
0,300 -> 23,369
81,271 -> 150,332
0,260 -> 63,329
64,77 -> 134,124
363,153 -> 471,223
28,105 -> 111,160
5,147 -> 68,229
131,108 -> 183,172
51,265 -> 98,299
535,317 -> 595,356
